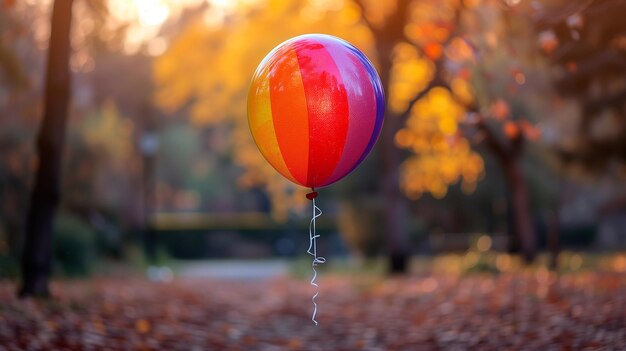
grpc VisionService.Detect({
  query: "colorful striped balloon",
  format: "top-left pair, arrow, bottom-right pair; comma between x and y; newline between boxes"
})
248,34 -> 385,189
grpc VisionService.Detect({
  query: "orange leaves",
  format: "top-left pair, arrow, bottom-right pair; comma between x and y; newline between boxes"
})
2,269 -> 626,349
405,22 -> 450,47
490,99 -> 510,121
488,100 -> 541,140
423,42 -> 443,60
538,30 -> 558,54
2,0 -> 15,9
135,318 -> 151,333
406,0 -> 456,46
394,128 -> 414,148
357,0 -> 398,29
513,70 -> 526,85
520,120 -> 541,141
287,338 -> 303,349
614,255 -> 626,272
499,114 -> 541,141
503,121 -> 519,139
566,61 -> 577,73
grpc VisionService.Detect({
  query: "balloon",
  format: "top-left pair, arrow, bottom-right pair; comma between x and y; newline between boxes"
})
248,34 -> 385,188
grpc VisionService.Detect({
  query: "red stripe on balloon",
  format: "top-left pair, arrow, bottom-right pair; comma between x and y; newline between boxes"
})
269,45 -> 310,185
294,39 -> 350,187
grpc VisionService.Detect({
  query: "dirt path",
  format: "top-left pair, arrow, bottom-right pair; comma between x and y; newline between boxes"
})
0,272 -> 624,350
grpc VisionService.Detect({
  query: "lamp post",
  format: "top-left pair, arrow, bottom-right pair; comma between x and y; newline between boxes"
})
140,130 -> 159,266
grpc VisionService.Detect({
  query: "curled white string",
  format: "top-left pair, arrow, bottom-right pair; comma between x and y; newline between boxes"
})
307,197 -> 325,326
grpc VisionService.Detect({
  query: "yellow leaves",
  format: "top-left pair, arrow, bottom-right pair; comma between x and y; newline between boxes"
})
451,78 -> 474,106
83,100 -> 134,160
397,87 -> 484,199
461,151 -> 484,183
389,42 -> 434,114
338,1 -> 362,25
401,145 -> 484,200
405,87 -> 464,134
155,0 -> 376,126
153,0 -> 491,210
401,156 -> 448,199
154,23 -> 228,120
439,116 -> 457,135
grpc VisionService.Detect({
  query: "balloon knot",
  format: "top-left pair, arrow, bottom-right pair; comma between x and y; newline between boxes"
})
306,191 -> 318,200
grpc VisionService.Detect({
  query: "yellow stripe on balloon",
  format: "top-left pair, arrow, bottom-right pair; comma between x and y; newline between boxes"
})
248,74 -> 298,184
268,46 -> 310,185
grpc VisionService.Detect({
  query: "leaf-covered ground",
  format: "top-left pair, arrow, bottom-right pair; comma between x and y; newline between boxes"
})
1,272 -> 625,350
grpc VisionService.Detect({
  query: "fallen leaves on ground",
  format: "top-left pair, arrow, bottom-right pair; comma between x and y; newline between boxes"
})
0,271 -> 625,350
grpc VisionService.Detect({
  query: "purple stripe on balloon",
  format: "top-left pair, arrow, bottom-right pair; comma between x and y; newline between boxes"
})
314,37 -> 378,186
343,43 -> 385,176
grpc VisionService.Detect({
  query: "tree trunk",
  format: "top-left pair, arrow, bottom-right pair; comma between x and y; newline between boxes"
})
377,50 -> 411,274
380,106 -> 411,273
19,0 -> 74,297
502,158 -> 536,263
351,0 -> 414,274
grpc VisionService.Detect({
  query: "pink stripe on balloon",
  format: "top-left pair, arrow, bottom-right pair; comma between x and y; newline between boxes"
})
317,38 -> 377,186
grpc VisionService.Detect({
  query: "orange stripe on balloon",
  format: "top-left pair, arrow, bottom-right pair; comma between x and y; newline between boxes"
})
248,73 -> 298,184
269,45 -> 310,185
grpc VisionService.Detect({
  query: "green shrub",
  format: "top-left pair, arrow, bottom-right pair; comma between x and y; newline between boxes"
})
53,214 -> 95,277
0,223 -> 19,278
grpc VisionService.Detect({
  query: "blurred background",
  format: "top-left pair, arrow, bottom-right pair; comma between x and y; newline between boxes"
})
1,0 -> 626,285
1,0 -> 626,349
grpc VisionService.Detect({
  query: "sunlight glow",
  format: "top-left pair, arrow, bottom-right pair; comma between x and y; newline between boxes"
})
106,0 -> 171,53
136,0 -> 170,27
104,0 -> 260,54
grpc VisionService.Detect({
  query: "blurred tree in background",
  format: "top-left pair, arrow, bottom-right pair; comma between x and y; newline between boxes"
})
0,0 -> 48,278
20,0 -> 74,297
534,0 -> 626,169
0,0 -> 155,290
